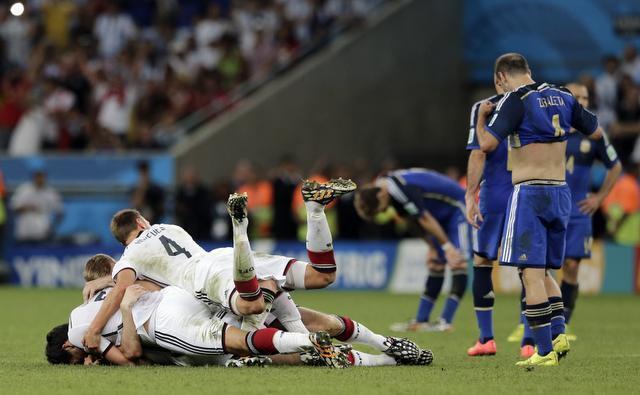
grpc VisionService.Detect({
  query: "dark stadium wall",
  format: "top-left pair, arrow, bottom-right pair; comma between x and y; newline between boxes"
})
173,0 -> 467,180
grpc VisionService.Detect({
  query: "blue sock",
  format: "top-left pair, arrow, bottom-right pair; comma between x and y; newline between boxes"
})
416,272 -> 444,322
441,271 -> 467,324
521,312 -> 534,346
472,266 -> 494,342
549,296 -> 565,339
415,296 -> 435,322
441,296 -> 460,324
525,302 -> 553,356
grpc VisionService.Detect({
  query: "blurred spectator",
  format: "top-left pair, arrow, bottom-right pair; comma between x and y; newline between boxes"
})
42,0 -> 76,49
94,3 -> 137,59
0,5 -> 33,67
234,160 -> 273,238
209,179 -> 233,241
594,55 -> 619,129
271,155 -> 300,239
601,163 -> 640,245
96,73 -> 137,146
175,166 -> 212,241
8,103 -> 56,156
131,160 -> 165,225
9,170 -> 63,242
621,45 -> 640,84
610,74 -> 640,164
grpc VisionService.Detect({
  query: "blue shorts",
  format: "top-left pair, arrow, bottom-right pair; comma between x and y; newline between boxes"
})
564,215 -> 593,260
472,212 -> 506,261
499,182 -> 571,269
430,212 -> 472,264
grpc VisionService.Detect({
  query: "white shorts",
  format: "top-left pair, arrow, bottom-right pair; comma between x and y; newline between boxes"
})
197,248 -> 297,311
148,287 -> 228,357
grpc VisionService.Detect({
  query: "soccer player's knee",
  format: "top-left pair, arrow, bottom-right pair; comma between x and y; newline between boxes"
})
306,269 -> 335,288
237,297 -> 266,315
427,261 -> 444,272
563,260 -> 579,281
450,270 -> 468,299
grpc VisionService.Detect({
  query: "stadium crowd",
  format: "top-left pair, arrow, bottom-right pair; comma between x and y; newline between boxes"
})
0,0 -> 381,155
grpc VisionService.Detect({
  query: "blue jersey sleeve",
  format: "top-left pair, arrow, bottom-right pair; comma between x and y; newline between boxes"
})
570,100 -> 598,136
485,92 -> 523,142
387,178 -> 426,220
466,102 -> 481,150
594,131 -> 619,169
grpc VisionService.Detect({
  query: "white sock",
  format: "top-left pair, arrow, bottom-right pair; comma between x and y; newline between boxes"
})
233,230 -> 256,283
350,351 -> 397,366
271,293 -> 309,333
305,201 -> 332,252
272,331 -> 312,353
240,303 -> 272,332
342,319 -> 388,352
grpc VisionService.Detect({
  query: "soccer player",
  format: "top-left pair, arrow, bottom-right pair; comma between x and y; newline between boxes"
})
474,53 -> 603,367
48,284 -> 348,368
560,83 -> 621,336
354,169 -> 470,331
82,178 -> 356,352
464,78 -> 511,356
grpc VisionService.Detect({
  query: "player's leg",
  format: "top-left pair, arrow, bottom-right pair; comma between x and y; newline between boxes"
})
560,258 -> 579,334
295,178 -> 356,288
227,193 -> 265,311
297,306 -> 431,366
414,253 -> 446,326
501,185 -> 558,366
439,220 -> 470,327
468,256 -> 496,356
546,212 -> 572,358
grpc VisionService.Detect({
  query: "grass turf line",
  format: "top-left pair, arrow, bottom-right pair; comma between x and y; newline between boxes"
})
0,287 -> 638,395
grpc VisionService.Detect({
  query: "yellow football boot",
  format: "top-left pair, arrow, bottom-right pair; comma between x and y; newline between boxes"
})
515,351 -> 559,367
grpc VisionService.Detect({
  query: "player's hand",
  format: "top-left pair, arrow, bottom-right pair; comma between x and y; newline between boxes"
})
578,193 -> 602,215
121,285 -> 148,310
478,101 -> 495,118
443,243 -> 464,265
82,331 -> 102,352
465,194 -> 484,229
82,277 -> 114,303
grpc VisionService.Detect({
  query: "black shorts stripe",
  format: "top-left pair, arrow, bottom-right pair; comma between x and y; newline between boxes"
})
155,331 -> 224,352
155,332 -> 224,355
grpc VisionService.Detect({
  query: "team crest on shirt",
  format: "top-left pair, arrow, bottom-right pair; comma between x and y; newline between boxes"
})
580,139 -> 591,153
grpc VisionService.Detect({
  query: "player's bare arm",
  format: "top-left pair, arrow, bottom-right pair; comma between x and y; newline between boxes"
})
118,285 -> 148,360
418,212 -> 464,265
465,150 -> 486,228
578,160 -> 621,215
82,268 -> 136,351
82,275 -> 114,303
475,102 -> 500,152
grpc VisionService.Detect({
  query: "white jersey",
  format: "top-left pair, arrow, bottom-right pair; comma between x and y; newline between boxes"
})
67,287 -> 163,354
112,224 -> 209,291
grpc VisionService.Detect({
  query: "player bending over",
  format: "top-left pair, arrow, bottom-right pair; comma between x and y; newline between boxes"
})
355,168 -> 471,332
82,178 -> 356,352
475,53 -> 603,367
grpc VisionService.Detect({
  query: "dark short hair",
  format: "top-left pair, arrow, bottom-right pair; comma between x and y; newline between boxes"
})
110,209 -> 142,245
45,324 -> 71,365
494,53 -> 530,76
354,186 -> 382,221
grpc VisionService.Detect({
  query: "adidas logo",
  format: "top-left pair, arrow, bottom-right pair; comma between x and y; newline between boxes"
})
483,291 -> 495,299
519,253 -> 527,261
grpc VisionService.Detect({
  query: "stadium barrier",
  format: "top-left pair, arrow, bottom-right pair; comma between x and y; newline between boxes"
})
5,239 -> 639,294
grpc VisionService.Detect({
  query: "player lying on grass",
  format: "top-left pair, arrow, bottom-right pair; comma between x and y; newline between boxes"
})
46,256 -> 431,367
355,168 -> 471,332
82,178 -> 357,352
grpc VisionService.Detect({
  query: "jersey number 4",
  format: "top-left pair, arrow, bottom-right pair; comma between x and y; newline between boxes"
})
159,236 -> 192,258
552,114 -> 566,137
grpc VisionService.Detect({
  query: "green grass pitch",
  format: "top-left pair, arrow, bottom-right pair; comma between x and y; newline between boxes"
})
1,287 -> 639,395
